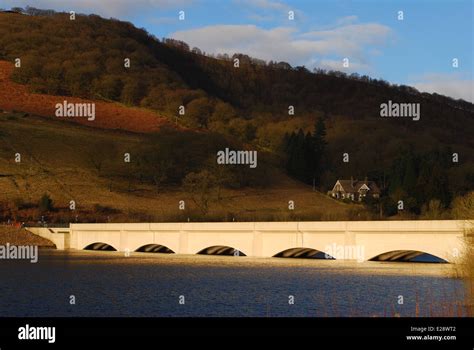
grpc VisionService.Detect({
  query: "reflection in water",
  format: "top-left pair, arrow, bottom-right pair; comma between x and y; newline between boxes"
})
0,250 -> 467,317
274,247 -> 334,259
197,245 -> 246,256
84,242 -> 117,251
136,244 -> 174,254
369,250 -> 448,263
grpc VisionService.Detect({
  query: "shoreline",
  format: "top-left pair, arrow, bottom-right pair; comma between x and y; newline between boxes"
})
0,225 -> 56,248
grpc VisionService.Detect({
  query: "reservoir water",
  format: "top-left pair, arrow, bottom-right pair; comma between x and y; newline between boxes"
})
0,250 -> 468,317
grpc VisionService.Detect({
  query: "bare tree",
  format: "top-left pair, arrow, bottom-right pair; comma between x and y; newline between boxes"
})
183,170 -> 218,215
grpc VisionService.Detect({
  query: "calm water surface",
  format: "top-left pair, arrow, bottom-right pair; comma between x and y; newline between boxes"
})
0,250 -> 467,317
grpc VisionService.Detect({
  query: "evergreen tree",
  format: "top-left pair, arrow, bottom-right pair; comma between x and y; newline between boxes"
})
402,149 -> 418,194
312,117 -> 327,187
303,131 -> 315,182
290,129 -> 306,181
283,118 -> 328,187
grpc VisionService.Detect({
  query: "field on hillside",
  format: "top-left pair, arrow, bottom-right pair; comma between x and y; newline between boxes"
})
0,112 -> 364,223
0,61 -> 174,133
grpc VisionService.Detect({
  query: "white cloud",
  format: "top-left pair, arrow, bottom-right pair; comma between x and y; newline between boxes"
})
335,15 -> 358,26
236,0 -> 305,23
235,0 -> 290,11
410,73 -> 474,102
171,21 -> 392,71
2,0 -> 194,17
316,59 -> 369,73
301,23 -> 391,61
247,13 -> 274,21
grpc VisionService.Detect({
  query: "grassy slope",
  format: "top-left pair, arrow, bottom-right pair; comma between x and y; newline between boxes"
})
0,112 -> 362,222
0,60 -> 175,133
0,225 -> 55,247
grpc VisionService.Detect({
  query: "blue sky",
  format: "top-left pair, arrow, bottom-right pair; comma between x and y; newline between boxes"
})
1,0 -> 473,101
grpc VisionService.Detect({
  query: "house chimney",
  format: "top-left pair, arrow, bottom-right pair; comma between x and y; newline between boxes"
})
351,176 -> 354,187
364,176 -> 368,183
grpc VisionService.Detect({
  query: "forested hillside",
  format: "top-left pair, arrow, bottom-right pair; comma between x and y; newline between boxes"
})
0,8 -> 473,219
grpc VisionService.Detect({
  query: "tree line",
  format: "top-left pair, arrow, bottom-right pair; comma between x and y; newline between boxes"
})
283,117 -> 327,188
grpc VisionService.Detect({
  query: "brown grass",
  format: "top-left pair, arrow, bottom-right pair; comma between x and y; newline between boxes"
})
0,61 -> 175,133
0,225 -> 55,247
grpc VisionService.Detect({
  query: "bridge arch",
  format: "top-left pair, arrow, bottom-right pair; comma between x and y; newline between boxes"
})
135,244 -> 175,254
197,245 -> 247,256
369,250 -> 448,263
273,247 -> 335,259
83,242 -> 117,251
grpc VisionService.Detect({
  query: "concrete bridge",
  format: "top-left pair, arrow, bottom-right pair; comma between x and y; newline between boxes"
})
28,220 -> 469,262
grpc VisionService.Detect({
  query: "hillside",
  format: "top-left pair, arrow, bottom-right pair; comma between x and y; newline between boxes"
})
0,111 -> 362,223
0,10 -> 473,220
0,61 -> 174,133
0,224 -> 55,247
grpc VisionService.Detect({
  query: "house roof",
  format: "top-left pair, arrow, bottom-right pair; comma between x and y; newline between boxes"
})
334,179 -> 380,194
355,181 -> 380,193
336,180 -> 354,192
